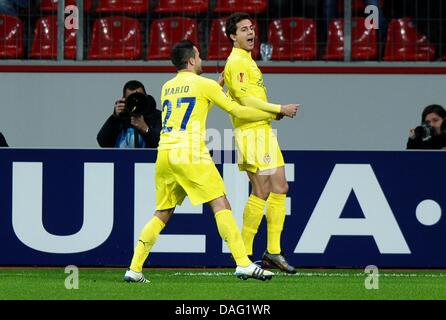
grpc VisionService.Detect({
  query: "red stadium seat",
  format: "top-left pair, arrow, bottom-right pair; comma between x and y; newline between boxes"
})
96,0 -> 149,14
155,0 -> 208,14
384,17 -> 435,61
147,17 -> 199,60
40,0 -> 93,12
324,17 -> 377,60
268,17 -> 316,61
30,16 -> 76,59
88,16 -> 142,60
207,17 -> 259,60
0,15 -> 24,59
214,0 -> 267,14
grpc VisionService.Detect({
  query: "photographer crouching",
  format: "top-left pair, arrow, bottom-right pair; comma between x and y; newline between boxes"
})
97,80 -> 161,148
407,104 -> 446,150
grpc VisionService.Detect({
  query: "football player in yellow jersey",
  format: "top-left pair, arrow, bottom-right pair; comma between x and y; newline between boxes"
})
222,12 -> 300,274
124,40 -> 279,283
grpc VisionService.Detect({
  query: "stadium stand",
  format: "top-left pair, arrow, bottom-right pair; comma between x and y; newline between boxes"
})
155,0 -> 208,14
88,16 -> 142,60
267,17 -> 317,61
384,17 -> 435,61
213,0 -> 267,14
39,0 -> 93,12
324,17 -> 377,60
0,14 -> 24,59
337,0 -> 385,13
95,0 -> 149,15
147,17 -> 199,60
0,0 -> 444,61
30,16 -> 77,59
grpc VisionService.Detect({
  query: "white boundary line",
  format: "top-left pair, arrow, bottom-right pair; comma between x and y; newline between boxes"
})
170,271 -> 446,278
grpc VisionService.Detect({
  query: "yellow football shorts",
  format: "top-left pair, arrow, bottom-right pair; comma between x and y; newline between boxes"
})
155,148 -> 227,210
234,124 -> 285,173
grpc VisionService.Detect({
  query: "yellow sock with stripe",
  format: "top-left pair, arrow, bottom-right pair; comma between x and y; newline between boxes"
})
266,192 -> 286,254
214,209 -> 251,267
129,216 -> 165,272
241,194 -> 266,256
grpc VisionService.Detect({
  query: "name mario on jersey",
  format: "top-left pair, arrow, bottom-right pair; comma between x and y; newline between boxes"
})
164,85 -> 190,96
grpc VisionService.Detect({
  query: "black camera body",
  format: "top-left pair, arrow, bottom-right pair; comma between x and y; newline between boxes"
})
123,92 -> 150,117
414,123 -> 436,141
414,118 -> 446,142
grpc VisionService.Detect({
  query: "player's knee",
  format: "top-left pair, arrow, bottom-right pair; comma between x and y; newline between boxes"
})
272,181 -> 288,195
282,182 -> 289,194
155,210 -> 173,224
252,188 -> 270,200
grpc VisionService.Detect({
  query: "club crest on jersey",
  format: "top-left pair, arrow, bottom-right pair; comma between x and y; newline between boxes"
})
237,73 -> 245,83
263,154 -> 271,164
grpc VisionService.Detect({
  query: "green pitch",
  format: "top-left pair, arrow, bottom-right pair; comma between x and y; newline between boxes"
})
1,268 -> 446,300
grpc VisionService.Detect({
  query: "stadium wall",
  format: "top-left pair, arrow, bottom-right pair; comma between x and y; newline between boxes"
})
1,148 -> 445,268
1,69 -> 446,150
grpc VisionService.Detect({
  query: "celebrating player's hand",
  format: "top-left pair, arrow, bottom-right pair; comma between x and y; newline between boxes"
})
275,113 -> 284,120
114,97 -> 126,117
280,104 -> 300,118
217,72 -> 225,87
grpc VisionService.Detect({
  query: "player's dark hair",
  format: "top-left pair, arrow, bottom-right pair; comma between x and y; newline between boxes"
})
171,40 -> 196,71
123,80 -> 146,97
225,12 -> 251,43
421,104 -> 446,124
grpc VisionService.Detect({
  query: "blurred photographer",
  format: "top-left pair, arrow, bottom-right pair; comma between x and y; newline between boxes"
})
97,80 -> 161,148
407,104 -> 446,150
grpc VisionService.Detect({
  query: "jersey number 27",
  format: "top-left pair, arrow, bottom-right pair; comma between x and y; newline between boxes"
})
161,97 -> 196,133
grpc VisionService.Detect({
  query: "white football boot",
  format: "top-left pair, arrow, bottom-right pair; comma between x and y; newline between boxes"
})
234,263 -> 274,281
123,269 -> 150,283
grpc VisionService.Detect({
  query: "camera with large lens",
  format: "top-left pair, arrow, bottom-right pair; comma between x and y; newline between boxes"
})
123,92 -> 150,118
414,123 -> 436,141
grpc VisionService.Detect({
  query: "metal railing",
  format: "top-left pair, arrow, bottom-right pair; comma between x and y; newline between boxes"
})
0,0 -> 444,62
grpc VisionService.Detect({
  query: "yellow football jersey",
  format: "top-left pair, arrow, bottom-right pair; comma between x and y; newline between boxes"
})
224,47 -> 270,129
159,71 -> 244,151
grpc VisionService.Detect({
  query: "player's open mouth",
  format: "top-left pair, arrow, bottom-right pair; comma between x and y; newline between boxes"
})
247,38 -> 254,45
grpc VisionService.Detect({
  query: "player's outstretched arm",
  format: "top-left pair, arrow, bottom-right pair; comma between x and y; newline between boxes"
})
220,96 -> 276,122
229,104 -> 276,122
224,62 -> 298,117
239,96 -> 281,114
240,97 -> 300,118
207,80 -> 275,122
239,96 -> 300,118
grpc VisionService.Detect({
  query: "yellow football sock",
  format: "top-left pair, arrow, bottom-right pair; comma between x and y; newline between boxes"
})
266,192 -> 286,254
241,194 -> 266,256
129,215 -> 165,272
215,209 -> 251,267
